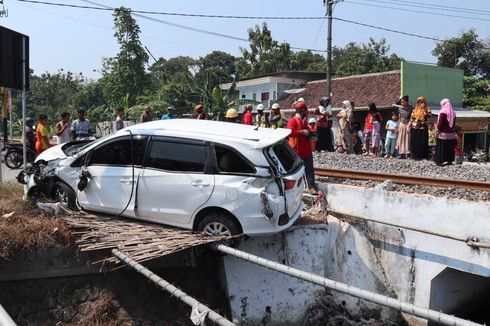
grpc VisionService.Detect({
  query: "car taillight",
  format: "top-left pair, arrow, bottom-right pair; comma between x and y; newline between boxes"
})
283,179 -> 296,191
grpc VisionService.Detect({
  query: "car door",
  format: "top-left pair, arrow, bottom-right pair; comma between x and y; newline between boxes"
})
77,136 -> 147,216
136,137 -> 214,227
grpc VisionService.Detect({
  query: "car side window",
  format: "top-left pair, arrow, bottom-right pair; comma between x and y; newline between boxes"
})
88,138 -> 146,166
215,145 -> 254,174
146,140 -> 206,173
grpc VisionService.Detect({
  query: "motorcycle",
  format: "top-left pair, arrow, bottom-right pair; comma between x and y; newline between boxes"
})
1,143 -> 37,169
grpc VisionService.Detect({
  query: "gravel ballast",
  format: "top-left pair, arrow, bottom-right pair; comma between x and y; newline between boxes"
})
314,153 -> 490,202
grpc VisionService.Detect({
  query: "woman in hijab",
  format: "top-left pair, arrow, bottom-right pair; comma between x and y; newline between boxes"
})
336,100 -> 354,154
435,98 -> 457,166
409,96 -> 432,160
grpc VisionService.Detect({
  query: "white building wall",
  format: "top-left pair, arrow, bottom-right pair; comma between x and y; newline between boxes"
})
222,184 -> 490,325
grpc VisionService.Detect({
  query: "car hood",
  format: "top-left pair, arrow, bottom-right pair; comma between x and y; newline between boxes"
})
35,144 -> 67,162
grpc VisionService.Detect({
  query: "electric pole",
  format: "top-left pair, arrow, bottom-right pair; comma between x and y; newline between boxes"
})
326,0 -> 333,99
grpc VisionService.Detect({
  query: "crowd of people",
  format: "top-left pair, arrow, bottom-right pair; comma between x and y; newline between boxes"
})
25,94 -> 462,178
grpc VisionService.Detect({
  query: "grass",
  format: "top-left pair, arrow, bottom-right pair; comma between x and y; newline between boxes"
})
0,182 -> 72,260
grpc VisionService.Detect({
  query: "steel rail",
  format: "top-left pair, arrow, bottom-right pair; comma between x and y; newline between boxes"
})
315,167 -> 490,192
112,249 -> 235,326
213,244 -> 484,326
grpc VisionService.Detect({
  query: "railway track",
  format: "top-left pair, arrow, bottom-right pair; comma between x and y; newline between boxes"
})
314,167 -> 490,192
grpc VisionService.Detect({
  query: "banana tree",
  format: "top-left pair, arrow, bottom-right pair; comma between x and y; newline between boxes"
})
184,72 -> 257,120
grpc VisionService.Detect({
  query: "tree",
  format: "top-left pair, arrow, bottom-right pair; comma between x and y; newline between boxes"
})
100,7 -> 149,107
291,50 -> 327,72
239,23 -> 293,77
333,38 -> 403,77
195,51 -> 237,90
463,76 -> 490,111
432,29 -> 490,78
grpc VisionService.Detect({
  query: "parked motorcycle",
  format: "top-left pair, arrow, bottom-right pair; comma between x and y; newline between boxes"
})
1,143 -> 37,169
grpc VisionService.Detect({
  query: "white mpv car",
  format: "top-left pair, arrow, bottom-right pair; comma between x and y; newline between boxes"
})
22,120 -> 306,236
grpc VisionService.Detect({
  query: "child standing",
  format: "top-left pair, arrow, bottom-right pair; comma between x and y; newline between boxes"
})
384,112 -> 399,158
371,114 -> 381,157
454,126 -> 463,164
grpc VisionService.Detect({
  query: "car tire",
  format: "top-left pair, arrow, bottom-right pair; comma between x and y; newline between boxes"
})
5,151 -> 22,169
53,181 -> 77,209
197,213 -> 242,237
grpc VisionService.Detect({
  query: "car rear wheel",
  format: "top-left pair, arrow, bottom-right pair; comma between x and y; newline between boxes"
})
53,181 -> 77,209
197,213 -> 241,237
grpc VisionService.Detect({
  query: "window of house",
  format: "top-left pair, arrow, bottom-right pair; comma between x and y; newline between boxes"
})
261,92 -> 270,101
88,137 -> 146,166
215,145 -> 254,174
273,91 -> 277,100
241,94 -> 246,99
252,93 -> 257,101
146,140 -> 206,173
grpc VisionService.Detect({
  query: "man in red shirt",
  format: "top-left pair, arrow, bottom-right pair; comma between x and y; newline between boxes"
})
287,102 -> 316,192
242,104 -> 253,125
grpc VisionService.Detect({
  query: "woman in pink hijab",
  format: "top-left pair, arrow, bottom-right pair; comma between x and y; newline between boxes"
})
435,98 -> 457,166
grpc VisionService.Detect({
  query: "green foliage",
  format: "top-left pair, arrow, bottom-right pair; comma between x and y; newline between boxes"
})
333,38 -> 403,77
71,81 -> 105,113
100,7 -> 149,107
463,76 -> 490,111
432,29 -> 490,78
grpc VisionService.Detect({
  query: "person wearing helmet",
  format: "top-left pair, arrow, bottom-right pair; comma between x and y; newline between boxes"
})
23,117 -> 36,149
242,104 -> 253,125
315,97 -> 334,152
269,103 -> 283,129
225,108 -> 239,123
254,104 -> 269,128
287,102 -> 317,193
195,103 -> 207,120
308,117 -> 318,151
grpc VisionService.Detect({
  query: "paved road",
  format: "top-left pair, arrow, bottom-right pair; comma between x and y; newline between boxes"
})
0,162 -> 20,183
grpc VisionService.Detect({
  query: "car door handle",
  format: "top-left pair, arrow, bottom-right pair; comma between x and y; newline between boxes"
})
191,180 -> 210,188
120,178 -> 135,184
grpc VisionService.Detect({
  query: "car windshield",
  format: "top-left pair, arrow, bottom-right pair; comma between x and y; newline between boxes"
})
270,140 -> 302,174
63,134 -> 112,156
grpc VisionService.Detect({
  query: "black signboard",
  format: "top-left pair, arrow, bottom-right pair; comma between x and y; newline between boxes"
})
0,26 -> 29,90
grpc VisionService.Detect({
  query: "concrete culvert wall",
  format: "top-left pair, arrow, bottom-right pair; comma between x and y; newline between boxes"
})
0,264 -> 229,325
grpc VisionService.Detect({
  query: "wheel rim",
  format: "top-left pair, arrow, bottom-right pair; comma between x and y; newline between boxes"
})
6,153 -> 22,168
55,187 -> 68,205
204,222 -> 232,237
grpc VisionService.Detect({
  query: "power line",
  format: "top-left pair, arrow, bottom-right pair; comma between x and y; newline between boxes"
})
363,0 -> 490,16
16,0 -> 326,19
386,0 -> 490,15
344,0 -> 490,22
334,17 -> 490,50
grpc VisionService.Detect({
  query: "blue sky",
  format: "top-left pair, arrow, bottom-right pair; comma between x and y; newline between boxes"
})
2,0 -> 489,79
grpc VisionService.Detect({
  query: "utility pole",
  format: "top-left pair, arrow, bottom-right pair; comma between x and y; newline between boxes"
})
326,0 -> 333,99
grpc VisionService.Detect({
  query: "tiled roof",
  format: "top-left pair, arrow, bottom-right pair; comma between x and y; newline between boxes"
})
276,70 -> 401,109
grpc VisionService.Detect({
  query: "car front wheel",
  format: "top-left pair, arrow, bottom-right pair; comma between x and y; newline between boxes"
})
53,181 -> 77,209
197,213 -> 241,237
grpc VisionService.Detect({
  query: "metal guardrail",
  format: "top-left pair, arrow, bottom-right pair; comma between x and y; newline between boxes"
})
213,244 -> 484,326
112,249 -> 235,326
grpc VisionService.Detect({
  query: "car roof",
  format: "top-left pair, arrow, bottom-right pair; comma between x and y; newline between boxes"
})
119,119 -> 291,149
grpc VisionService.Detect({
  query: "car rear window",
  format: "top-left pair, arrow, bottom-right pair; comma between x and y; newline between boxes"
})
146,140 -> 206,173
271,140 -> 301,173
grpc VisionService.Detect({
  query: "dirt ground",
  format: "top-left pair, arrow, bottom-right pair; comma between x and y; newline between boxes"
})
0,182 -> 72,260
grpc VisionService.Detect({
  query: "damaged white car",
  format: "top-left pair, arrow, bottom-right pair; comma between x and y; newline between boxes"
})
20,119 -> 305,236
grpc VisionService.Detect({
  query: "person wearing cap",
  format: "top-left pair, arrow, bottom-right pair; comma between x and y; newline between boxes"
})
254,104 -> 269,128
396,95 -> 413,159
287,102 -> 317,193
139,106 -> 153,123
225,108 -> 239,123
269,103 -> 283,129
161,106 -> 176,120
242,104 -> 253,125
308,117 -> 318,151
194,104 -> 207,120
315,97 -> 334,152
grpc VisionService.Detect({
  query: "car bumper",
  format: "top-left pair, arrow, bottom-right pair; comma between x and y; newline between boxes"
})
240,201 -> 305,236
